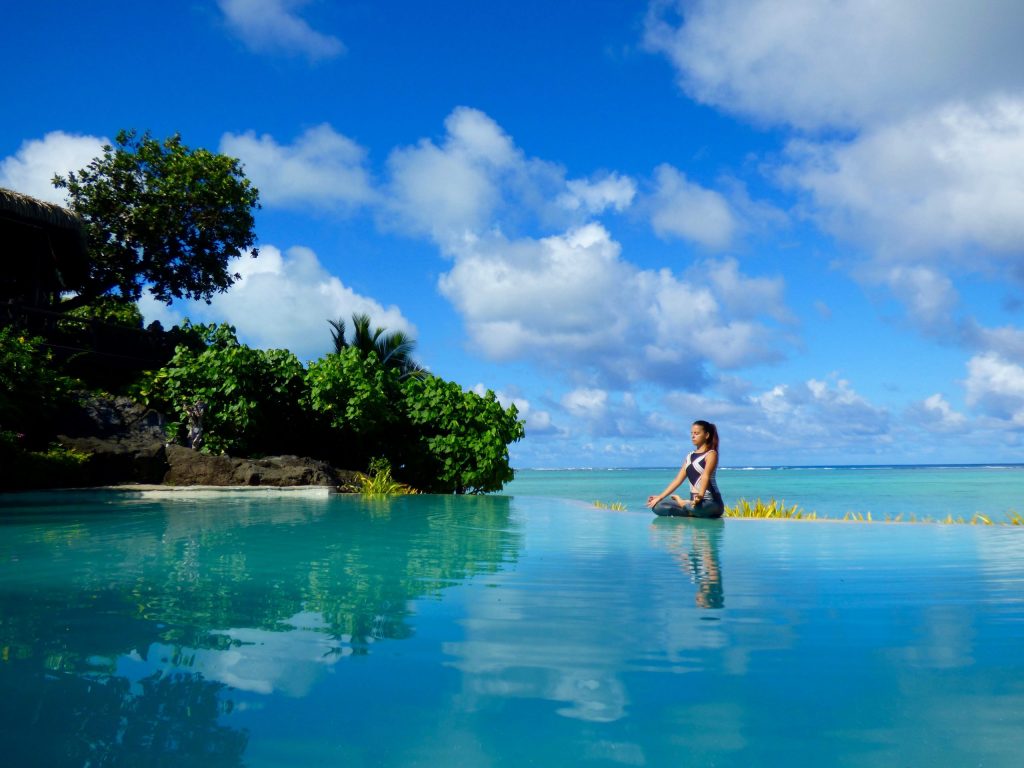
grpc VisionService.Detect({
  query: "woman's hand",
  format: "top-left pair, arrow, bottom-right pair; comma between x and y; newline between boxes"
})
646,495 -> 661,508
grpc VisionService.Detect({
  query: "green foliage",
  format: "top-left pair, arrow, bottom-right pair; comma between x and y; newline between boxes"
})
0,430 -> 90,490
328,313 -> 426,379
351,458 -> 419,496
726,497 -> 1024,525
726,498 -> 813,519
61,296 -> 144,329
593,500 -> 627,510
305,347 -> 402,467
53,129 -> 260,308
0,327 -> 80,440
141,323 -> 307,456
400,376 -> 525,494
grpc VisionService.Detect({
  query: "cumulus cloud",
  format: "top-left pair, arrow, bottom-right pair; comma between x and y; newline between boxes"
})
907,394 -> 967,432
0,131 -> 105,203
384,107 -> 568,242
438,224 -> 790,383
220,124 -> 375,211
218,0 -> 344,60
645,1 -> 1024,344
562,388 -> 609,419
559,173 -> 637,214
753,376 -> 891,443
965,353 -> 1024,425
783,98 -> 1024,261
649,164 -> 737,249
138,244 -> 414,362
644,0 -> 1024,131
381,107 -> 790,385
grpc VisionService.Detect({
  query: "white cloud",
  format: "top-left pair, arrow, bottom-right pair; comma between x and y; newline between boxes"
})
649,164 -> 737,249
907,394 -> 967,432
0,131 -> 105,203
559,173 -> 637,214
965,353 -> 1024,424
753,376 -> 890,441
562,388 -> 609,419
644,0 -> 1024,131
218,0 -> 344,60
384,107 -> 569,242
220,124 -> 375,211
703,258 -> 791,323
784,97 -> 1024,260
439,224 -> 789,383
964,321 -> 1024,364
871,265 -> 959,331
644,3 -> 1024,345
138,244 -> 414,362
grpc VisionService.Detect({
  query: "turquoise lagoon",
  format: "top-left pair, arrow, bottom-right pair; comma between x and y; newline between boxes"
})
2,487 -> 1023,766
505,464 -> 1024,519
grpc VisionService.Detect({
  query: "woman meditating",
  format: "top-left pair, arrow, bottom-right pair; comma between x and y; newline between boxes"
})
646,420 -> 724,518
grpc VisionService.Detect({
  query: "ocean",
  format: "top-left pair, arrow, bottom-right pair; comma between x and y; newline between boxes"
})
502,464 -> 1024,520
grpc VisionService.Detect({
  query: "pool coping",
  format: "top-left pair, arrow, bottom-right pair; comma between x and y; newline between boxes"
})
1,484 -> 341,501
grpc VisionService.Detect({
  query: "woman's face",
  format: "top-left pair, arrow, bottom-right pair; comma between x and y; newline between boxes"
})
690,424 -> 709,448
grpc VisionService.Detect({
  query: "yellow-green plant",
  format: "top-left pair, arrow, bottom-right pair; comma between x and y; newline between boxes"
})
593,500 -> 627,511
351,458 -> 419,497
726,497 -> 1022,525
726,498 -> 815,520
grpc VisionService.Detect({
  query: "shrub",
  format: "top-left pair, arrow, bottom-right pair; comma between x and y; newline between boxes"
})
0,327 -> 80,443
141,323 -> 308,456
399,377 -> 524,494
305,348 -> 402,468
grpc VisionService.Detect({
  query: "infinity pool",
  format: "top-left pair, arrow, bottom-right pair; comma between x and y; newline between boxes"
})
2,492 -> 1023,766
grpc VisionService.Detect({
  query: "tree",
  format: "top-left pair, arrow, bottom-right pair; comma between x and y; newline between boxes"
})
328,313 -> 427,379
53,130 -> 260,310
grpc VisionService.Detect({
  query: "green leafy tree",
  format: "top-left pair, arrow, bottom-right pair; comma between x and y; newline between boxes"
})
400,376 -> 525,494
142,323 -> 307,456
305,347 -> 403,468
53,130 -> 260,310
328,313 -> 427,379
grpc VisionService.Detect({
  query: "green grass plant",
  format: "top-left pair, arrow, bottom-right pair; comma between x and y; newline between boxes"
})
726,498 -> 816,520
727,498 -> 1024,526
593,500 -> 627,511
349,458 -> 419,497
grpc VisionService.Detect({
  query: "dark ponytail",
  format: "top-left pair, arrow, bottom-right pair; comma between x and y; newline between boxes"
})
693,420 -> 719,453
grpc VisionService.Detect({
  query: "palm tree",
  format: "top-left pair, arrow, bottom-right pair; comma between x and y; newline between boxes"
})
328,313 -> 428,379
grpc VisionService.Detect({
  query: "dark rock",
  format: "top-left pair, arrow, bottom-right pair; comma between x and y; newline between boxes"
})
59,393 -> 166,440
59,434 -> 168,485
57,394 -> 169,484
52,394 -> 357,489
164,444 -> 357,487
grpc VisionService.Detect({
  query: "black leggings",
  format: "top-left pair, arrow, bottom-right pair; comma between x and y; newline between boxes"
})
653,497 -> 724,519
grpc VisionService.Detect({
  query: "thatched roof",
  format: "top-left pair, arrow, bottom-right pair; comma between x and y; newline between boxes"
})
0,186 -> 83,231
1,187 -> 89,304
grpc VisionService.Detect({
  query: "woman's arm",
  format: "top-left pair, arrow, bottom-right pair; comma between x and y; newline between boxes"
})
646,460 -> 690,508
691,450 -> 718,502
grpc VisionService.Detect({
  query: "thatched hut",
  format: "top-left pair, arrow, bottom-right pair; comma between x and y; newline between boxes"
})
1,187 -> 88,322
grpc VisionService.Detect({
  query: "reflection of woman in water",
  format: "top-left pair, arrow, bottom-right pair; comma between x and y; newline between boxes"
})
646,420 -> 724,518
652,519 -> 725,609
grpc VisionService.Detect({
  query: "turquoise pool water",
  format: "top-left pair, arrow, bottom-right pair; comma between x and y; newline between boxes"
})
2,491 -> 1023,766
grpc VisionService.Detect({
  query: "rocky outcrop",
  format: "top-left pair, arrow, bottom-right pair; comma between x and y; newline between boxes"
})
163,444 -> 358,487
57,395 -> 169,485
55,394 -> 357,488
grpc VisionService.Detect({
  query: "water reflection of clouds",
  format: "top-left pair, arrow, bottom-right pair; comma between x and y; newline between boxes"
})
122,612 -> 347,698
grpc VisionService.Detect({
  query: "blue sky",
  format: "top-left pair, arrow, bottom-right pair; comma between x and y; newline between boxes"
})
4,0 -> 1024,467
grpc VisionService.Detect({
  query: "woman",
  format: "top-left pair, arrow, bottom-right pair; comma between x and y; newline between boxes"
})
646,420 -> 724,518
